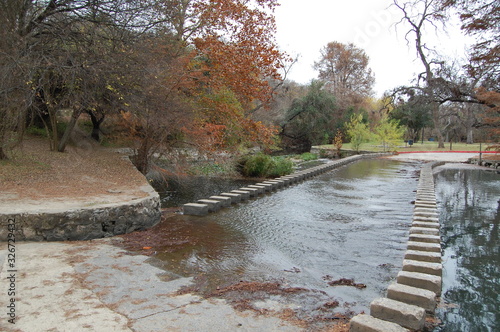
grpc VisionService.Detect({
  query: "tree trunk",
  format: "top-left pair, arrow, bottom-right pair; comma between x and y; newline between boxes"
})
87,110 -> 105,141
134,136 -> 150,175
57,109 -> 81,152
431,103 -> 445,148
0,146 -> 7,160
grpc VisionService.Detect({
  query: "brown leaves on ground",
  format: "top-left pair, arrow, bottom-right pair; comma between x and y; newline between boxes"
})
323,276 -> 367,289
211,281 -> 308,297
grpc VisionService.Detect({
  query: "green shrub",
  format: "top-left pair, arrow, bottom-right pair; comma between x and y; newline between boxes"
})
240,153 -> 293,178
300,152 -> 318,161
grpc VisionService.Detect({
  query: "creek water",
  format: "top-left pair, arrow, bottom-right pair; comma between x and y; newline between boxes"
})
433,167 -> 500,332
152,158 -> 422,319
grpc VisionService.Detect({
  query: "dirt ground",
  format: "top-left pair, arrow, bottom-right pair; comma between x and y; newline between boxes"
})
0,137 -> 149,210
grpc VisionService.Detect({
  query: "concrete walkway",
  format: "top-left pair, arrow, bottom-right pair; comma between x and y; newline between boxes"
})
0,239 -> 301,331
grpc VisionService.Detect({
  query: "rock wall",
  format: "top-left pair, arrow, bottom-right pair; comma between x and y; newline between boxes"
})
0,192 -> 161,241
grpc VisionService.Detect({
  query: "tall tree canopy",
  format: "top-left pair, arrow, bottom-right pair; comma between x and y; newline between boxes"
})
314,42 -> 375,110
0,0 -> 288,167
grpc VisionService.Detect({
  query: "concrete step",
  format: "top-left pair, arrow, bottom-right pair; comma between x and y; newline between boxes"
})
409,227 -> 440,236
403,259 -> 442,277
209,196 -> 232,207
397,270 -> 442,296
387,283 -> 437,312
219,192 -> 242,203
246,185 -> 266,194
350,314 -> 409,332
409,233 -> 440,243
404,249 -> 441,263
412,221 -> 440,229
230,190 -> 250,200
197,199 -> 221,212
239,187 -> 259,197
407,241 -> 441,253
370,297 -> 426,331
183,203 -> 209,216
413,216 -> 439,223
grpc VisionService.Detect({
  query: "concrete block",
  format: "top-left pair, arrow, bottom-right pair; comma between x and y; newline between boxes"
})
412,221 -> 440,229
350,314 -> 409,332
255,183 -> 274,192
197,199 -> 221,212
219,192 -> 241,203
370,297 -> 425,331
387,283 -> 436,312
183,203 -> 209,216
209,196 -> 232,207
414,202 -> 437,209
247,185 -> 265,194
409,227 -> 440,236
413,216 -> 440,223
414,211 -> 439,218
409,233 -> 440,244
414,207 -> 438,214
230,190 -> 250,200
407,241 -> 441,253
239,187 -> 259,197
415,201 -> 437,208
404,250 -> 441,263
397,271 -> 442,296
268,180 -> 285,188
275,177 -> 292,185
403,259 -> 442,277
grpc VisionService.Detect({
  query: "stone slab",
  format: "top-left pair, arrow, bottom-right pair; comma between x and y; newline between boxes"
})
183,203 -> 209,216
239,187 -> 259,197
246,185 -> 266,194
397,271 -> 442,296
413,216 -> 440,223
219,192 -> 241,203
387,283 -> 436,312
350,314 -> 409,332
409,227 -> 440,236
255,183 -> 275,192
230,190 -> 250,200
209,196 -> 232,207
409,233 -> 440,243
197,199 -> 221,212
407,241 -> 441,253
412,221 -> 440,229
370,297 -> 425,331
403,259 -> 442,277
404,249 -> 441,263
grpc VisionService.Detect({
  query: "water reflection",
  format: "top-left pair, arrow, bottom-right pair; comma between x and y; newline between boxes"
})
434,168 -> 500,332
151,158 -> 422,316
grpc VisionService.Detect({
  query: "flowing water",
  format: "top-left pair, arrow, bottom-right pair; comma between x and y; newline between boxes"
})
434,167 -> 500,332
151,158 -> 422,318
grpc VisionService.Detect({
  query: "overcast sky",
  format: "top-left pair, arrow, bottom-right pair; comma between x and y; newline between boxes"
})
274,0 -> 470,97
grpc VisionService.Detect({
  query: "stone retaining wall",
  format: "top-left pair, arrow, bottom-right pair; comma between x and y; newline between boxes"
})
183,153 -> 389,216
350,161 -> 446,332
0,188 -> 161,242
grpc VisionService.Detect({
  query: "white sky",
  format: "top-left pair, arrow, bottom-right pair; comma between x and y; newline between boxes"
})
274,0 -> 471,97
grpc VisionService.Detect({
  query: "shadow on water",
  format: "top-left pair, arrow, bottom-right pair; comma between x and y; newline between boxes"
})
125,158 -> 424,326
434,168 -> 500,332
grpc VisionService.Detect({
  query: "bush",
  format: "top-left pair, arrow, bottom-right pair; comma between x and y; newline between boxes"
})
299,152 -> 318,161
240,153 -> 293,178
